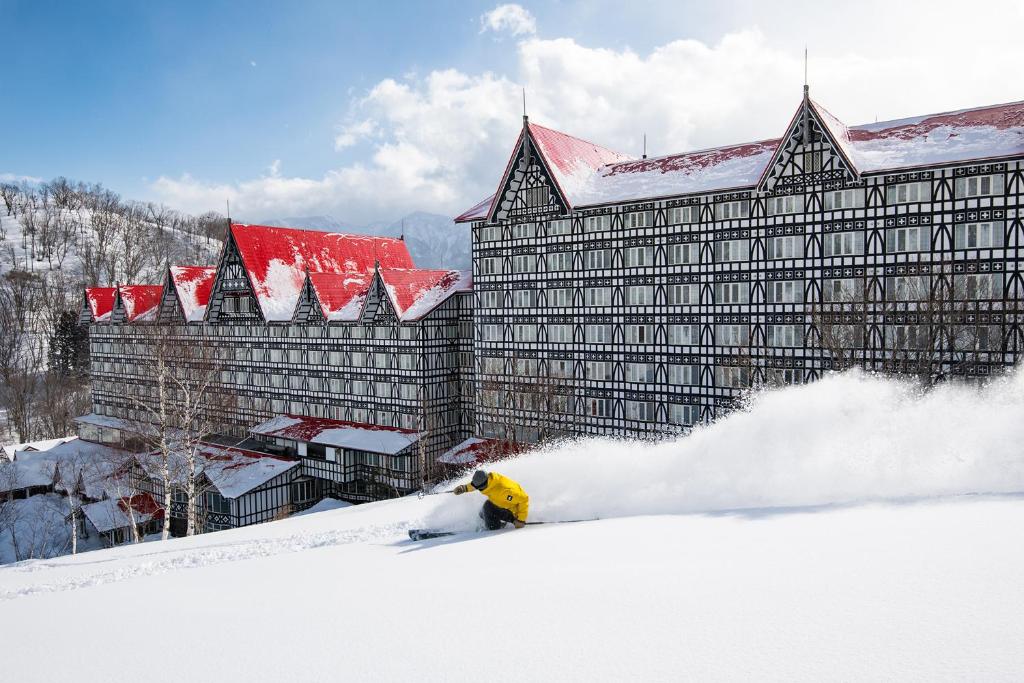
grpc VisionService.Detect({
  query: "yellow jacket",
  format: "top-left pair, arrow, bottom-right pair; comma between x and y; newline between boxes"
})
469,472 -> 529,523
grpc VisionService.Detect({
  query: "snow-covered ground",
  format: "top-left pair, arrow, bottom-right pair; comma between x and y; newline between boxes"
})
2,369 -> 1023,681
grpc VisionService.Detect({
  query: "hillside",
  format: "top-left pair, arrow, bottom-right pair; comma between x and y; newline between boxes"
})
263,211 -> 471,269
2,370 -> 1023,681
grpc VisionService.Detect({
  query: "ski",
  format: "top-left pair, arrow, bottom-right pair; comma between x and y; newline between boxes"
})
408,529 -> 457,541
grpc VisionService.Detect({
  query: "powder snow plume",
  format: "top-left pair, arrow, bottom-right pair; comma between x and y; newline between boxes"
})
426,367 -> 1024,529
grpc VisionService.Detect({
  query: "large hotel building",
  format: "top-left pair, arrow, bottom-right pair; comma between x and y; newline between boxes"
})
79,90 -> 1024,520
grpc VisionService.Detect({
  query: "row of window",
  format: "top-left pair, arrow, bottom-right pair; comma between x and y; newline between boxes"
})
480,176 -> 1009,242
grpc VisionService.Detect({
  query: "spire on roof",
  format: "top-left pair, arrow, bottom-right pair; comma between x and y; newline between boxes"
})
802,47 -> 811,147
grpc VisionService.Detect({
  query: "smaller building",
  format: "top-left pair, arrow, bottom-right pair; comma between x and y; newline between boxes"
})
79,493 -> 164,547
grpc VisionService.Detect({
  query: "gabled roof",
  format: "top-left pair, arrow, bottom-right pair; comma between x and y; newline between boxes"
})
84,287 -> 117,322
454,193 -> 495,223
135,442 -> 299,499
169,266 -> 216,322
458,98 -> 1024,217
437,437 -> 520,466
251,414 -> 422,455
118,285 -> 163,322
81,493 -> 164,534
378,268 -> 472,321
228,223 -> 415,322
306,271 -> 373,322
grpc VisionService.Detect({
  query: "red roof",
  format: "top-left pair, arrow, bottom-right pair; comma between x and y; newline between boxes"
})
307,271 -> 373,321
438,437 -> 521,466
528,122 -> 631,189
118,285 -> 163,322
119,493 -> 165,521
169,266 -> 216,322
85,287 -> 117,321
379,268 -> 472,321
229,223 -> 415,321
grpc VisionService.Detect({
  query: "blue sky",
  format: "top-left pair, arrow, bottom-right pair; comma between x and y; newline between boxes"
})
3,0 -> 1023,223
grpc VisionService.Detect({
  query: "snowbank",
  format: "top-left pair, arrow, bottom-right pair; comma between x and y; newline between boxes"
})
426,368 -> 1024,530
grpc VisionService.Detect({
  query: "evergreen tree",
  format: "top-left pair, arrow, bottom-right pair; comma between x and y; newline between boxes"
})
48,310 -> 89,379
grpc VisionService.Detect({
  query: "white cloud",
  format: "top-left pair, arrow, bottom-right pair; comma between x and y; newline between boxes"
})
0,173 -> 43,184
151,1 -> 1024,224
479,4 -> 536,37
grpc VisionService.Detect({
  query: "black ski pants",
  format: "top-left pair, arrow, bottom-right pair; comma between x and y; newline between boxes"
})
480,500 -> 516,530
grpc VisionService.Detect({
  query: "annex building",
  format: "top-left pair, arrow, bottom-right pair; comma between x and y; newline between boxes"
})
79,89 -> 1024,518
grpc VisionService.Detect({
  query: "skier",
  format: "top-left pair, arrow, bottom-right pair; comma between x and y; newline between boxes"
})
454,470 -> 529,530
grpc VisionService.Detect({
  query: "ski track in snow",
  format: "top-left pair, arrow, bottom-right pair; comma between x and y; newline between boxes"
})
0,521 -> 414,601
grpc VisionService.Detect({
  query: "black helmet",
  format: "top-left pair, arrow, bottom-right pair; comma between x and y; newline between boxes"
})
471,470 -> 489,490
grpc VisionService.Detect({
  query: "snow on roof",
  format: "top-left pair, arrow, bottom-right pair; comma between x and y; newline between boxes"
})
251,415 -> 422,455
134,442 -> 299,499
379,268 -> 472,321
526,122 -> 633,203
81,494 -> 163,534
169,265 -> 216,322
118,284 -> 163,322
458,98 -> 1024,216
229,223 -> 415,322
307,271 -> 373,322
84,287 -> 116,322
437,437 -> 520,466
3,436 -> 76,460
0,459 -> 54,492
454,193 -> 495,223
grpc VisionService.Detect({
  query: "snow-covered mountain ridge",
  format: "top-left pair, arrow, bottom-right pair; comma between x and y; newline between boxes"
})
2,369 -> 1023,681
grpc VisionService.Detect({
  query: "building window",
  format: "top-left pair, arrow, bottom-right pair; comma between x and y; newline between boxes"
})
886,181 -> 930,204
886,276 -> 930,302
514,357 -> 539,376
767,280 -> 802,304
513,255 -> 536,273
667,284 -> 698,305
480,257 -> 503,275
588,397 -> 613,417
625,325 -> 652,344
822,278 -> 863,303
624,246 -> 653,267
548,359 -> 573,378
586,361 -> 612,381
547,219 -> 571,236
547,324 -> 572,343
512,290 -> 537,308
479,290 -> 501,308
767,325 -> 803,347
480,226 -> 501,242
625,400 -> 655,422
585,324 -> 612,343
668,364 -> 697,385
823,231 -> 863,257
668,403 -> 697,426
668,242 -> 699,265
547,251 -> 573,272
717,201 -> 750,220
716,365 -> 750,389
886,226 -> 930,253
715,281 -> 749,305
585,287 -> 612,307
667,205 -> 699,224
624,362 -> 655,383
547,288 -> 572,307
889,325 -> 930,351
624,211 -> 653,229
956,174 -> 1004,198
824,189 -> 864,210
481,324 -> 502,341
512,222 -> 536,239
668,324 -> 698,345
955,222 -> 1002,249
767,235 -> 803,260
767,195 -> 804,215
715,239 -> 749,262
584,249 -> 612,269
584,215 -> 611,233
625,285 -> 654,306
716,324 -> 749,346
955,273 -> 1003,300
514,324 -> 538,343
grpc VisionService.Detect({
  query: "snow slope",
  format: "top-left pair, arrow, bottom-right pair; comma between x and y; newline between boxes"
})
2,369 -> 1024,681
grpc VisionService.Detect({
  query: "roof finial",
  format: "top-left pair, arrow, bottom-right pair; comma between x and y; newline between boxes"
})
803,46 -> 809,99
522,88 -> 528,125
226,198 -> 231,224
642,133 -> 647,160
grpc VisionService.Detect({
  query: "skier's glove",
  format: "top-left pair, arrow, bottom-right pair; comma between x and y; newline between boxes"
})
513,519 -> 526,529
453,485 -> 468,495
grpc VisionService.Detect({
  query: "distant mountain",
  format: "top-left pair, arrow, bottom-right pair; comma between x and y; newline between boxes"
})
260,212 -> 471,270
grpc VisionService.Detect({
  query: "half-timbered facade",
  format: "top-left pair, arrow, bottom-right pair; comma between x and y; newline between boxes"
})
457,91 -> 1024,442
